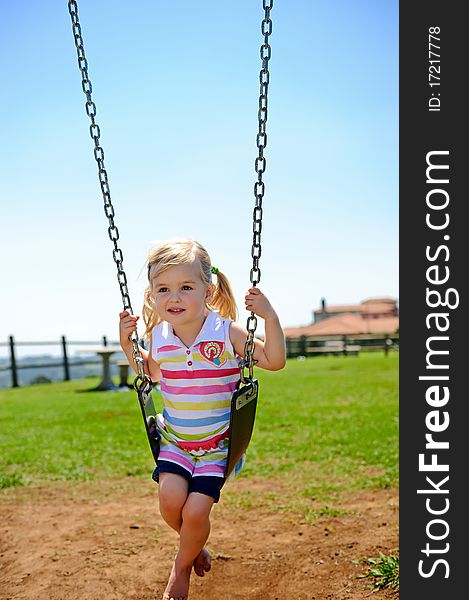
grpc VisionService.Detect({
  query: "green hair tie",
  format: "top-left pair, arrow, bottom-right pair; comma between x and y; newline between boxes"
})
211,266 -> 219,275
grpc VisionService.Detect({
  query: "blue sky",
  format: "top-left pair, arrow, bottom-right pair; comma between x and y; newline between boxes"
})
0,0 -> 398,351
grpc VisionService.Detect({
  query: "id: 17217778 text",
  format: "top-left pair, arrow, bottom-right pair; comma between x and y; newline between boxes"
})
428,26 -> 441,112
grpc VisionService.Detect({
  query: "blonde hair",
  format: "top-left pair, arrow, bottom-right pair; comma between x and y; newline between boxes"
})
142,239 -> 237,338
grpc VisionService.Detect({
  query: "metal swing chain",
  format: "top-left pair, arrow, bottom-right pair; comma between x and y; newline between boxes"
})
67,0 -> 148,388
242,0 -> 273,384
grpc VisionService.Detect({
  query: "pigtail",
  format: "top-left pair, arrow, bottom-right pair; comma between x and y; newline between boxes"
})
142,284 -> 159,340
208,269 -> 238,321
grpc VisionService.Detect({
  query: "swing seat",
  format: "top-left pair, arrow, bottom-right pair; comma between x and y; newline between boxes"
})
136,379 -> 160,462
224,379 -> 259,482
138,375 -> 258,483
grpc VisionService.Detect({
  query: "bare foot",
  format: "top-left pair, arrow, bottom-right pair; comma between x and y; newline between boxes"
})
162,561 -> 191,600
193,547 -> 211,577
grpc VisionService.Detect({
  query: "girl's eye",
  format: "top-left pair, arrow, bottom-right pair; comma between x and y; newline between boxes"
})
182,285 -> 193,291
157,287 -> 168,293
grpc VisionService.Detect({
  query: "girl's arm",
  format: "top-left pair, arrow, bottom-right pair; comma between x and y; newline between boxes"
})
229,288 -> 286,371
119,310 -> 161,382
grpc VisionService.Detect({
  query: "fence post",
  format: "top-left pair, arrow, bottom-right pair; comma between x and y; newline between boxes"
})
61,335 -> 70,381
343,335 -> 348,356
299,335 -> 306,356
9,335 -> 19,388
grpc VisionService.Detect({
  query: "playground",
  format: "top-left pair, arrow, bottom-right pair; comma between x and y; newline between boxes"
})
1,353 -> 398,599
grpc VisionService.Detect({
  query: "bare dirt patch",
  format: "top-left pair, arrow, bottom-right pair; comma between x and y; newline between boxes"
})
0,478 -> 398,600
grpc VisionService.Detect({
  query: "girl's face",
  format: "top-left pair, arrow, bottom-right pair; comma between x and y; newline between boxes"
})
151,261 -> 212,327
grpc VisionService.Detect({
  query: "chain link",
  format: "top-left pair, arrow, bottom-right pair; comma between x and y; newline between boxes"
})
67,0 -> 145,378
243,0 -> 273,383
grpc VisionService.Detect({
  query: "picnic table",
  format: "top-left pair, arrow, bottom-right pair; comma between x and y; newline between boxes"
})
77,345 -> 123,391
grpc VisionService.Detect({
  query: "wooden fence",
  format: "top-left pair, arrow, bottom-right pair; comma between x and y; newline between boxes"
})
0,335 -> 129,388
285,333 -> 399,358
1,333 -> 399,389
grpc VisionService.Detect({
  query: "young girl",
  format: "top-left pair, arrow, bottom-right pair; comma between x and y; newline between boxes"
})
119,239 -> 285,600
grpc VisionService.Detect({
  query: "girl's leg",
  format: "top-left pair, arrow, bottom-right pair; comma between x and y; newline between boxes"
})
158,472 -> 210,572
163,492 -> 214,600
177,492 -> 214,567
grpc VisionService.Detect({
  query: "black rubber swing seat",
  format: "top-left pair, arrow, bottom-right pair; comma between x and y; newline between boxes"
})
136,377 -> 259,482
224,379 -> 259,481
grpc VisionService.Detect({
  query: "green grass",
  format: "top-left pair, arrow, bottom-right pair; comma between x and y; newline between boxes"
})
0,353 -> 398,516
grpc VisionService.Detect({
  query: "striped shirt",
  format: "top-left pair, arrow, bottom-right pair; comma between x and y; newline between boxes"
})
152,310 -> 242,452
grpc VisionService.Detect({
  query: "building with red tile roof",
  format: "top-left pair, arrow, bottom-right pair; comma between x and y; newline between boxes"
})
284,297 -> 399,338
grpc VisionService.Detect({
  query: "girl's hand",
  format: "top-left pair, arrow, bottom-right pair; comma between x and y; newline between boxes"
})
119,310 -> 140,345
244,287 -> 278,320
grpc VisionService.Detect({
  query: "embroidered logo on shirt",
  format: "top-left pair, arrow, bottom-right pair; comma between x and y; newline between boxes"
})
199,341 -> 226,367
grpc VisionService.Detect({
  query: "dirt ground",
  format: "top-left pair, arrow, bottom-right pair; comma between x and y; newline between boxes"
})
0,477 -> 398,600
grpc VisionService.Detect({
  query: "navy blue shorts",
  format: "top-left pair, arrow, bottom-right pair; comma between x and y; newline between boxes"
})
152,460 -> 224,503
